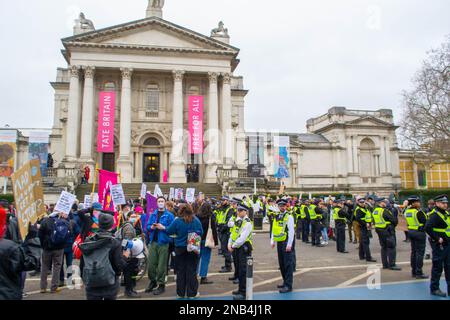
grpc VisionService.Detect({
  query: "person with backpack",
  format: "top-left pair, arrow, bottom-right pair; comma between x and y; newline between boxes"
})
164,204 -> 203,299
59,210 -> 80,287
80,213 -> 128,300
38,211 -> 72,294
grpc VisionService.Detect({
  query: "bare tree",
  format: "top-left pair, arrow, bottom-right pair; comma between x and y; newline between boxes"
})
400,35 -> 450,164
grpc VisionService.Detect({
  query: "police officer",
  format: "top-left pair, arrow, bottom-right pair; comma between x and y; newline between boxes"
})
227,198 -> 240,283
217,196 -> 234,273
372,198 -> 401,270
333,199 -> 349,253
309,199 -> 322,246
229,203 -> 253,300
271,199 -> 295,293
301,200 -> 311,243
294,201 -> 302,240
354,198 -> 377,263
405,196 -> 429,279
425,194 -> 450,297
266,198 -> 278,237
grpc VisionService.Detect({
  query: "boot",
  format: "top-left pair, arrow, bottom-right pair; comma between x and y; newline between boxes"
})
153,285 -> 165,296
145,281 -> 157,293
200,278 -> 214,285
125,290 -> 141,299
431,289 -> 447,297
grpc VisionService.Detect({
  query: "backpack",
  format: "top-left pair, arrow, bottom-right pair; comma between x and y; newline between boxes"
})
80,238 -> 116,288
50,218 -> 70,247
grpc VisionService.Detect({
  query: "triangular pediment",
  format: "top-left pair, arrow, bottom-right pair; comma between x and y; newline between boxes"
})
346,116 -> 394,127
62,17 -> 239,55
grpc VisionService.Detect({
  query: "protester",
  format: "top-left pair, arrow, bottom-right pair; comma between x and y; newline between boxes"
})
79,213 -> 128,300
165,204 -> 203,299
145,197 -> 174,295
165,201 -> 177,275
194,196 -> 219,285
0,207 -> 40,300
38,210 -> 72,294
59,207 -> 80,287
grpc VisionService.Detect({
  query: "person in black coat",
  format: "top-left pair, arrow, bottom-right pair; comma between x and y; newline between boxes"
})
80,214 -> 128,300
194,198 -> 219,285
0,207 -> 39,300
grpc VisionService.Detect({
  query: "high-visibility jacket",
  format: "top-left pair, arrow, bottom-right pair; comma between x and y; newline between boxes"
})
405,208 -> 426,231
230,217 -> 253,247
309,205 -> 317,220
300,205 -> 307,219
217,207 -> 232,225
332,207 -> 346,222
230,215 -> 238,241
272,213 -> 290,242
355,206 -> 372,223
432,210 -> 450,238
372,207 -> 391,229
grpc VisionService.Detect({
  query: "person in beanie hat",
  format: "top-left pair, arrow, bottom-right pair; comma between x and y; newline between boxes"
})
79,213 -> 128,300
0,207 -> 40,300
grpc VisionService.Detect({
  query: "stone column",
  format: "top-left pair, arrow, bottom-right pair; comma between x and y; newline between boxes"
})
169,70 -> 187,183
221,73 -> 234,165
346,135 -> 353,173
64,65 -> 81,163
80,66 -> 95,169
117,68 -> 133,183
384,137 -> 392,174
379,136 -> 386,173
352,136 -> 359,173
205,72 -> 220,183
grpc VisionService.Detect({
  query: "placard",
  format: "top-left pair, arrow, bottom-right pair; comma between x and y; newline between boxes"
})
54,191 -> 77,215
186,188 -> 196,203
110,184 -> 126,206
140,183 -> 147,199
169,187 -> 175,201
84,195 -> 92,208
154,184 -> 163,197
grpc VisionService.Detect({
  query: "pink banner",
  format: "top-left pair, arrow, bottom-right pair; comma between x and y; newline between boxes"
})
98,169 -> 118,210
97,92 -> 115,153
188,95 -> 204,154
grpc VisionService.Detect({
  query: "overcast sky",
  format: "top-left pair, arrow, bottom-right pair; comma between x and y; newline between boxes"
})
0,0 -> 448,133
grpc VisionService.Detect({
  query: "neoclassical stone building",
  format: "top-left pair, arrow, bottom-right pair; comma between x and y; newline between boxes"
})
50,1 -> 247,184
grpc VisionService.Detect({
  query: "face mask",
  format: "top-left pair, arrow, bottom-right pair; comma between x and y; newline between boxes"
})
130,218 -> 137,224
158,203 -> 165,210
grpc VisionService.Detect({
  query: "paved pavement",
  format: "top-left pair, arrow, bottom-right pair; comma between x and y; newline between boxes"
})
24,227 -> 447,300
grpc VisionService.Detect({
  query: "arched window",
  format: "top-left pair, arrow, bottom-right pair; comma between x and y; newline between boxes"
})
360,138 -> 376,179
104,81 -> 116,91
144,137 -> 160,146
146,84 -> 160,116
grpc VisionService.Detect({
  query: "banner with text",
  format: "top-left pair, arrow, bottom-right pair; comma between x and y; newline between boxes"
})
97,92 -> 116,153
188,95 -> 204,154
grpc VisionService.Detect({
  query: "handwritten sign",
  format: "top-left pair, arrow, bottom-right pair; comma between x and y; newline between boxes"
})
11,161 -> 45,238
140,183 -> 147,199
186,188 -> 196,203
55,191 -> 77,215
154,184 -> 163,198
169,188 -> 175,201
110,184 -> 126,206
84,195 -> 92,208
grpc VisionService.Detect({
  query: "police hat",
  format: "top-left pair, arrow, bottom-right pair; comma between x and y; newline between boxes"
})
357,198 -> 366,203
407,196 -> 421,203
434,194 -> 449,203
367,196 -> 375,201
237,203 -> 250,212
277,199 -> 288,206
231,197 -> 242,204
221,196 -> 230,201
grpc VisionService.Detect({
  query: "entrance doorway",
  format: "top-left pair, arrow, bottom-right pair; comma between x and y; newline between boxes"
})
102,153 -> 115,172
143,153 -> 160,182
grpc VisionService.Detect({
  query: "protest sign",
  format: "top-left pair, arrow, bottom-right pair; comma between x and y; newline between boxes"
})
169,187 -> 175,201
92,193 -> 99,204
84,195 -> 92,208
154,184 -> 163,197
140,183 -> 147,199
11,161 -> 45,238
54,191 -> 77,215
186,188 -> 196,203
110,184 -> 126,206
29,159 -> 46,218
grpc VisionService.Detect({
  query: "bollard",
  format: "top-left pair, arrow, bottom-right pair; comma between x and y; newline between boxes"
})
246,256 -> 254,301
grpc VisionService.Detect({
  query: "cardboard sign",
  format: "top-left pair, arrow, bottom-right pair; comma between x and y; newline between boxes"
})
55,191 -> 77,215
11,161 -> 45,238
110,184 -> 126,206
29,159 -> 46,218
186,188 -> 196,203
140,183 -> 147,199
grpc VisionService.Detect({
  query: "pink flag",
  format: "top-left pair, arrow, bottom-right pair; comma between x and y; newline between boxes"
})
97,92 -> 116,153
98,169 -> 118,208
188,96 -> 204,154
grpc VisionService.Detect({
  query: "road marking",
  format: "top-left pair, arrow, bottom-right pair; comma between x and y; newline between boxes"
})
336,271 -> 375,288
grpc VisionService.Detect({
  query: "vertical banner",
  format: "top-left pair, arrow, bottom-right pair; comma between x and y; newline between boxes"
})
188,96 -> 204,154
0,130 -> 17,177
97,92 -> 116,153
98,169 -> 119,211
28,131 -> 50,177
274,136 -> 290,179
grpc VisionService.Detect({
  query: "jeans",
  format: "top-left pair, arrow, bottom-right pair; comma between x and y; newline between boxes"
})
321,227 -> 329,242
198,241 -> 212,278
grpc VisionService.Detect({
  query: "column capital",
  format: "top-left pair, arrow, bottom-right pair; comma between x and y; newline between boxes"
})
83,66 -> 96,79
208,72 -> 218,84
173,70 -> 185,82
221,72 -> 231,84
69,65 -> 80,78
120,68 -> 134,80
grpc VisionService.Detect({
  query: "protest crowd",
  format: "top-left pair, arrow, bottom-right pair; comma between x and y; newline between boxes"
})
0,188 -> 449,300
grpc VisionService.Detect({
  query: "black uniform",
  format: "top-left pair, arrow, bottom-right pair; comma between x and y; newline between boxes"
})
218,205 -> 234,271
374,207 -> 398,268
302,206 -> 311,243
408,209 -> 428,277
334,207 -> 349,253
355,205 -> 375,262
425,207 -> 450,294
311,207 -> 324,246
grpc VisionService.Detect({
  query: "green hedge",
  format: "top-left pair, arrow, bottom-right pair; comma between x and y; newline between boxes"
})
0,194 -> 14,203
399,189 -> 450,203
